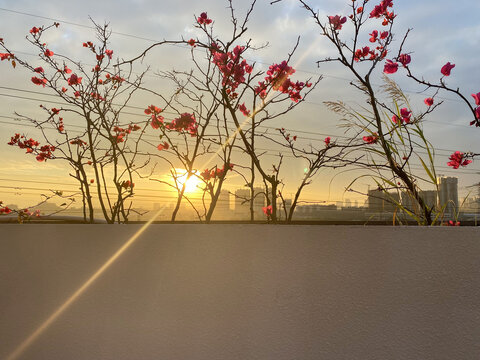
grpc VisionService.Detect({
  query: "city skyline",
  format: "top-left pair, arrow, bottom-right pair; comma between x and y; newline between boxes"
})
0,0 -> 479,216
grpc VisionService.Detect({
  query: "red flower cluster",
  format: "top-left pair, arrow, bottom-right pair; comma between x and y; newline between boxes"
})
57,117 -> 64,132
238,103 -> 250,117
262,205 -> 273,216
445,220 -> 460,226
328,15 -> 347,31
197,12 -> 212,25
29,27 -> 40,34
472,92 -> 480,107
0,52 -> 14,61
383,59 -> 398,74
255,61 -> 311,102
363,133 -> 378,144
279,127 -> 297,141
392,108 -> 412,124
369,30 -> 388,43
67,74 -> 82,86
121,180 -> 135,189
144,105 -> 164,129
8,133 -> 55,161
31,76 -> 47,87
424,97 -> 434,107
105,49 -> 113,59
354,46 -> 377,61
0,206 -> 12,214
212,45 -> 253,94
166,113 -> 198,136
35,146 -> 55,162
112,123 -> 141,144
369,0 -> 395,25
157,141 -> 169,151
44,49 -> 54,57
90,92 -> 105,101
19,208 -> 41,218
324,136 -> 331,147
104,73 -> 125,84
447,151 -> 472,169
398,53 -> 411,67
471,93 -> 480,126
70,138 -> 87,146
201,163 -> 234,181
441,62 -> 455,76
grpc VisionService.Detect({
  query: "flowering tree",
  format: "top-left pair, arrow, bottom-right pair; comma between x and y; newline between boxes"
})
0,190 -> 76,223
0,22 -> 150,223
283,0 -> 452,224
392,43 -> 480,168
121,1 -> 344,223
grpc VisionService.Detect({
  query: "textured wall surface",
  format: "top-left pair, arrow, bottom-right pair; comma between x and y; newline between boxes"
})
1,225 -> 479,360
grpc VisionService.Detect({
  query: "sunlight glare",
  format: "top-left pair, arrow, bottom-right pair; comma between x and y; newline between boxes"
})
174,169 -> 201,194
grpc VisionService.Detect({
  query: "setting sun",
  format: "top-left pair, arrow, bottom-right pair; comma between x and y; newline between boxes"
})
173,169 -> 202,194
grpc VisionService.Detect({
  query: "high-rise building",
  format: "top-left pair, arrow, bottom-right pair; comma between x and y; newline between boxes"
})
438,177 -> 458,217
367,189 -> 400,212
234,188 -> 250,218
401,190 -> 437,212
234,187 -> 265,219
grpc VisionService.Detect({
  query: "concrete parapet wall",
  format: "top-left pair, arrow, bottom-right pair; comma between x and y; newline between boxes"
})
1,225 -> 479,359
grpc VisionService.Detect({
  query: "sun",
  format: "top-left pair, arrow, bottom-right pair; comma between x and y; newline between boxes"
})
173,169 -> 202,194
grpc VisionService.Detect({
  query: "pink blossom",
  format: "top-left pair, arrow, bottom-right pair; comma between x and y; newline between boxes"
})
424,97 -> 434,107
441,62 -> 455,76
262,205 -> 273,216
31,77 -> 47,87
197,12 -> 212,25
328,15 -> 347,31
157,142 -> 169,151
238,103 -> 250,117
400,108 -> 412,123
67,74 -> 82,86
383,60 -> 398,74
363,134 -> 378,144
105,49 -> 113,59
447,151 -> 472,169
471,92 -> 480,106
398,53 -> 411,67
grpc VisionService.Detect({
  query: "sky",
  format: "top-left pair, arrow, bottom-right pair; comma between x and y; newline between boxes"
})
0,0 -> 479,211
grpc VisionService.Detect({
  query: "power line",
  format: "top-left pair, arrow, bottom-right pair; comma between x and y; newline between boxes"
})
0,86 -> 477,155
0,6 -> 474,107
2,114 -> 480,174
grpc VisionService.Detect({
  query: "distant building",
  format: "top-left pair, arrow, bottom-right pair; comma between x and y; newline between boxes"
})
211,189 -> 231,220
277,199 -> 292,220
401,190 -> 437,212
438,177 -> 458,217
367,189 -> 399,213
234,187 -> 265,220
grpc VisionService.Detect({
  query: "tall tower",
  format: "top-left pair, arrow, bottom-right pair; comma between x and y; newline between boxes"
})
438,177 -> 458,218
